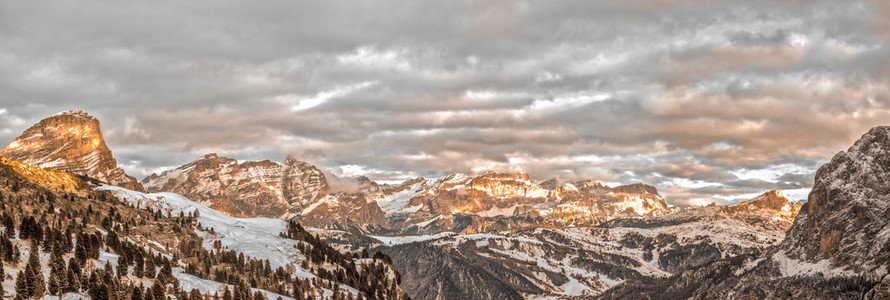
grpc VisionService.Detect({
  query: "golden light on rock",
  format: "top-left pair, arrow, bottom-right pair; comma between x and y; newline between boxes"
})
0,156 -> 84,195
264,184 -> 282,195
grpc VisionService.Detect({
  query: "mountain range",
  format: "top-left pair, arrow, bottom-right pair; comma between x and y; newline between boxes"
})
1,110 -> 888,299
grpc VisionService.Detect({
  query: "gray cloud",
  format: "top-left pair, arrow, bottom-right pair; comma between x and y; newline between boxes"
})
1,0 -> 888,205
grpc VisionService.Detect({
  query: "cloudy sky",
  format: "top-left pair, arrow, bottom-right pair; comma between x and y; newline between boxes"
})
1,0 -> 889,205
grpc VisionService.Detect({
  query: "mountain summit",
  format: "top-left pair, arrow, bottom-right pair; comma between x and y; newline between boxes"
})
598,126 -> 890,299
142,153 -> 329,218
0,110 -> 143,191
782,126 -> 890,273
142,153 -> 392,232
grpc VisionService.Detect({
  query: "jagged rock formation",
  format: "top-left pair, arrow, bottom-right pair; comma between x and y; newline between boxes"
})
1,110 -> 143,191
782,126 -> 890,273
598,127 -> 890,299
601,189 -> 801,231
317,191 -> 800,300
143,153 -> 328,218
299,192 -> 391,232
143,153 -> 390,231
366,172 -> 669,234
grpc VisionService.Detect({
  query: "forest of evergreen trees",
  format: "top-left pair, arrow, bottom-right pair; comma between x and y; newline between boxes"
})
0,158 -> 406,299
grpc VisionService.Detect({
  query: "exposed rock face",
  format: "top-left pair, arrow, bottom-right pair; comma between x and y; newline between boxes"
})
0,155 -> 85,195
782,126 -> 890,273
597,127 -> 890,299
1,110 -> 143,191
867,275 -> 890,300
144,153 -> 390,231
298,192 -> 391,232
367,172 -> 669,234
601,189 -> 801,231
143,153 -> 328,217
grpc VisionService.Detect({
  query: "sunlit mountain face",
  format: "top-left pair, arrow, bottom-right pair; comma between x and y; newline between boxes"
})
2,0 -> 890,299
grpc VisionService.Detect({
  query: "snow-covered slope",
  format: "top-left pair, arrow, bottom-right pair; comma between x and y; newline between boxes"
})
331,190 -> 797,300
599,126 -> 890,299
98,185 -> 312,276
368,215 -> 786,299
142,153 -> 391,232
142,153 -> 327,219
95,185 -> 398,299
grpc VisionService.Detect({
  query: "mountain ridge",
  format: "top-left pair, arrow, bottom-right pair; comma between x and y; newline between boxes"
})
596,126 -> 890,299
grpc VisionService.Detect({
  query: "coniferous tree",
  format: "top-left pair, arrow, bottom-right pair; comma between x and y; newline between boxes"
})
253,290 -> 267,300
103,260 -> 114,283
74,242 -> 88,266
144,253 -> 156,278
26,245 -> 45,298
118,255 -> 130,277
151,281 -> 165,300
88,272 -> 108,300
158,261 -> 174,285
2,214 -> 14,231
67,258 -> 82,292
134,252 -> 145,278
130,284 -> 144,300
189,288 -> 203,300
238,279 -> 253,300
222,285 -> 233,300
50,247 -> 68,292
48,270 -> 60,296
14,271 -> 28,298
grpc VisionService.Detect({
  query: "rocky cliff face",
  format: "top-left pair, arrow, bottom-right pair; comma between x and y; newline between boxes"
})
143,153 -> 391,231
598,127 -> 890,299
143,153 -> 328,218
601,189 -> 801,232
781,126 -> 890,273
367,172 -> 669,234
298,192 -> 391,232
1,110 -> 143,191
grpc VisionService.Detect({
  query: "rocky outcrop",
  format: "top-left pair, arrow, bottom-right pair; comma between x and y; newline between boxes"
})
781,126 -> 890,273
1,110 -> 143,191
368,172 -> 670,234
601,189 -> 800,231
144,153 -> 391,232
597,127 -> 890,299
143,153 -> 328,218
297,192 -> 391,232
